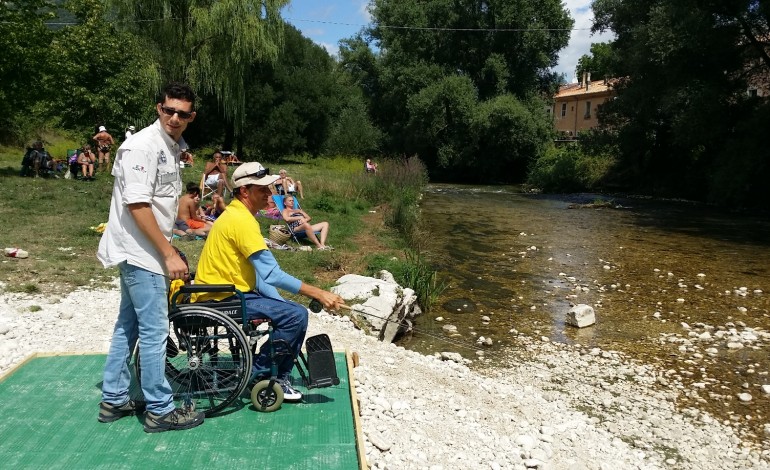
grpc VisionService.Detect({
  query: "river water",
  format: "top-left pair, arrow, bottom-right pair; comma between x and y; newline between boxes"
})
401,184 -> 770,442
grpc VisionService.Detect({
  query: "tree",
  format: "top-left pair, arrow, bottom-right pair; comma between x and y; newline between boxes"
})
45,0 -> 160,134
241,24 -> 378,158
343,0 -> 573,182
109,0 -> 288,140
591,0 -> 770,205
575,42 -> 616,80
0,0 -> 55,142
370,0 -> 573,98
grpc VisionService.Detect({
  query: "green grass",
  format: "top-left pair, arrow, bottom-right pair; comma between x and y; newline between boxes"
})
0,143 -> 440,309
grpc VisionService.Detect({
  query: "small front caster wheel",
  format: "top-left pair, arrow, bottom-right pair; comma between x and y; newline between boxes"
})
251,380 -> 284,412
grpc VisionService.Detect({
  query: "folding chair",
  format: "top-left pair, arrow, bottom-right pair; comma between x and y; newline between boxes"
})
272,195 -> 321,245
199,170 -> 230,200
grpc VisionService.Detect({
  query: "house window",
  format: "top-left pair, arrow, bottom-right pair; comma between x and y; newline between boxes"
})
748,88 -> 758,98
584,101 -> 591,118
561,103 -> 567,117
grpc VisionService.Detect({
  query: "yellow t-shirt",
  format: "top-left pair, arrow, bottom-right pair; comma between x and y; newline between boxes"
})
194,198 -> 267,302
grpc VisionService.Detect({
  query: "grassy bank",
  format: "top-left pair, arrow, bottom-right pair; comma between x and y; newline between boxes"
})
0,144 -> 442,309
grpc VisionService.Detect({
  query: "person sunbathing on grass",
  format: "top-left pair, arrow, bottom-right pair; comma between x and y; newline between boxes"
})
177,183 -> 212,236
281,196 -> 332,250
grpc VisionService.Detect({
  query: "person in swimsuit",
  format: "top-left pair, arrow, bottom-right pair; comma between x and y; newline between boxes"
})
92,126 -> 115,173
273,168 -> 305,199
78,144 -> 96,180
177,183 -> 212,236
200,151 -> 232,197
281,195 -> 331,250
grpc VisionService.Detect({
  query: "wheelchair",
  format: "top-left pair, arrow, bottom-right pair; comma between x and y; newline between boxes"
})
134,284 -> 340,416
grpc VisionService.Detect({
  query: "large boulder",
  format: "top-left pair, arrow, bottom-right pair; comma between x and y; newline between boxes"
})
331,271 -> 422,342
566,304 -> 596,328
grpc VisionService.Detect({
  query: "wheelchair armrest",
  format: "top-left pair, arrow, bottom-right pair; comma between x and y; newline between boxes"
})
179,284 -> 237,294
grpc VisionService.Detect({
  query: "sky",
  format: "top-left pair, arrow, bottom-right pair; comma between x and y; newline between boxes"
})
282,0 -> 614,84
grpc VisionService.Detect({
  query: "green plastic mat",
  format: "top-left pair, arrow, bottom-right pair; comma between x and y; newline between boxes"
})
0,353 -> 359,469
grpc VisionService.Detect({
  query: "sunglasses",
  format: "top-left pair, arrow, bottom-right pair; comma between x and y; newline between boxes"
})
159,105 -> 194,120
234,168 -> 270,182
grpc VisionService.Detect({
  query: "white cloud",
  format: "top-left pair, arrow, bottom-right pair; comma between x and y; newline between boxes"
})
310,5 -> 337,20
555,1 -> 615,82
318,41 -> 340,59
355,0 -> 372,23
303,28 -> 326,37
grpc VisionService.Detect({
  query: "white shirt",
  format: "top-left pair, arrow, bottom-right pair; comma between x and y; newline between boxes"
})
97,120 -> 185,275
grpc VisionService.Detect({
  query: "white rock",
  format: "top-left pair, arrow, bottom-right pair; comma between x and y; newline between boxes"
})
515,434 -> 536,451
737,393 -> 752,402
566,304 -> 596,328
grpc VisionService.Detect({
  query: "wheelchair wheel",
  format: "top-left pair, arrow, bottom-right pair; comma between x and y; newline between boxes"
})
251,380 -> 284,412
135,305 -> 252,417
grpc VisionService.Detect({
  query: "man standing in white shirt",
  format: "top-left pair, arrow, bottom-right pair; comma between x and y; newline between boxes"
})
96,83 -> 205,433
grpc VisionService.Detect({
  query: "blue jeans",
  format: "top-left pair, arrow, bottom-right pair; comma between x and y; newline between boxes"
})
102,262 -> 174,415
241,292 -> 308,379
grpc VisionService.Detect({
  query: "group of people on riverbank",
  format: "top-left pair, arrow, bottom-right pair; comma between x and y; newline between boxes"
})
21,126 -> 118,180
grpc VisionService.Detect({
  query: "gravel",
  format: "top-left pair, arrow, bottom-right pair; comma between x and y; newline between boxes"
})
1,283 -> 769,469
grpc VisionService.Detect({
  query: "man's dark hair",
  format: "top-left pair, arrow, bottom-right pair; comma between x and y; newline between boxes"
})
186,182 -> 201,195
158,82 -> 196,108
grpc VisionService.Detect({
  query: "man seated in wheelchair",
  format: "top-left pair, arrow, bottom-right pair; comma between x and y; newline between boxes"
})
194,161 -> 345,401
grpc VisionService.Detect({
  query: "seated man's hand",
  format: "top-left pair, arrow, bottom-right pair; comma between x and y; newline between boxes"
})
317,291 -> 345,311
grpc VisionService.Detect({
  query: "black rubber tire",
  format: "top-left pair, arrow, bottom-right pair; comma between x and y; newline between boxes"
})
250,380 -> 284,412
135,305 -> 252,417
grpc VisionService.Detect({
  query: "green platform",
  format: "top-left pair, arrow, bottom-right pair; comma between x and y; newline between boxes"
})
0,353 -> 361,469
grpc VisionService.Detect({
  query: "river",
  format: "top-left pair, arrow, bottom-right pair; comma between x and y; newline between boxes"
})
400,184 -> 770,444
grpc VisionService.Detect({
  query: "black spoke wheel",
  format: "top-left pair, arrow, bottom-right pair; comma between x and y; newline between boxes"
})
250,379 -> 284,412
135,305 -> 252,417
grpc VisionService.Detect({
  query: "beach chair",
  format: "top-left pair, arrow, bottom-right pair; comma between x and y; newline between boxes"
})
272,195 -> 320,245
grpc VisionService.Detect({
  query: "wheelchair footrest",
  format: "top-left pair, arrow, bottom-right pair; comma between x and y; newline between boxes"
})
304,334 -> 340,389
305,333 -> 333,354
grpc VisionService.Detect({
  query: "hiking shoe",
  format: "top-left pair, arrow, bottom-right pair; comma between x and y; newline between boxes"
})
98,399 -> 146,423
278,378 -> 303,402
143,408 -> 204,433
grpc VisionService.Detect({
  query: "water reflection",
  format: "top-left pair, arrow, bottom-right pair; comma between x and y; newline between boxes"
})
400,184 -> 770,442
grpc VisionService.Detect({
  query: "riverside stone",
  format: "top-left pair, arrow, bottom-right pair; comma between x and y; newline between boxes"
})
566,304 -> 596,328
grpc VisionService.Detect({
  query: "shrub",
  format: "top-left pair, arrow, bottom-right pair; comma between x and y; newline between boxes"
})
527,143 -> 616,192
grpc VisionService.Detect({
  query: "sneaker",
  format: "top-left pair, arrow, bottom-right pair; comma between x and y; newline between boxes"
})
143,408 -> 204,433
278,378 -> 303,402
98,399 -> 146,423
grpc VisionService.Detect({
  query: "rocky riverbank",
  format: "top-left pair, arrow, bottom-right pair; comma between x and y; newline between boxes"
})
1,283 -> 769,469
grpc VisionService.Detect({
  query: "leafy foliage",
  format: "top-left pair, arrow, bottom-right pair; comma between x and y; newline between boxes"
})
339,0 -> 573,182
46,0 -> 160,136
109,0 -> 288,138
0,0 -> 55,143
242,24 -> 380,158
589,0 -> 770,205
575,42 -> 616,80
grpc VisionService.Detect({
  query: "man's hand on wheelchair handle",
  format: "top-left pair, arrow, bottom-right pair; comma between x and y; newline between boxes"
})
164,251 -> 189,280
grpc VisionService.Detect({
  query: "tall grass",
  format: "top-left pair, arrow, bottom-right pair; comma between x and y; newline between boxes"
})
354,156 -> 428,244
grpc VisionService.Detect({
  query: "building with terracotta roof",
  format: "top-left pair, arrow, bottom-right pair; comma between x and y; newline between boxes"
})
551,73 -> 616,139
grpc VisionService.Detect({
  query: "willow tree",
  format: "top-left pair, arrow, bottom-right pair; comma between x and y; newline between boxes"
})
110,0 -> 288,139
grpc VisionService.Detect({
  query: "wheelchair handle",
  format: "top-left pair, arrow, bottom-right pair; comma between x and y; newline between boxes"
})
170,284 -> 246,319
178,284 -> 238,294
